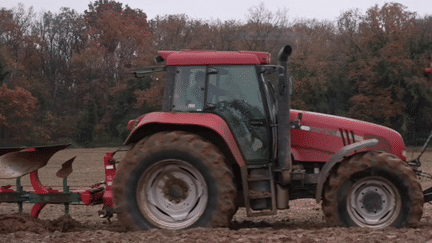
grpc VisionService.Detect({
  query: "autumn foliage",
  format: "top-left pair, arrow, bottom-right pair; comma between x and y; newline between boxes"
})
0,84 -> 38,143
0,1 -> 431,146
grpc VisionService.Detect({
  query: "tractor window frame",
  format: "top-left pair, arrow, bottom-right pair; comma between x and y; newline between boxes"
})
162,66 -> 176,112
258,65 -> 279,161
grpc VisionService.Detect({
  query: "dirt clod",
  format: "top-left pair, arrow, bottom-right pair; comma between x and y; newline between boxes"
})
50,215 -> 82,232
0,213 -> 51,234
0,213 -> 81,234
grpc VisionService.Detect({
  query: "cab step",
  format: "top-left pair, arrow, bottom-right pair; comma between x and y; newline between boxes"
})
241,164 -> 277,217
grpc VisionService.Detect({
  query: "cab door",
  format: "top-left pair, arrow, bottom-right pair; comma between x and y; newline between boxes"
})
204,66 -> 270,164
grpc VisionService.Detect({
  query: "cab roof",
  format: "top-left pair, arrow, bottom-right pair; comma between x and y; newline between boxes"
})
157,50 -> 271,66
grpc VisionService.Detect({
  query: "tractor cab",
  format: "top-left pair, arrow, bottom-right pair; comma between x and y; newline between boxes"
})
155,50 -> 286,166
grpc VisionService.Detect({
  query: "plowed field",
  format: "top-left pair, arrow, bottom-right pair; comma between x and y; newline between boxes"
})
1,147 -> 432,242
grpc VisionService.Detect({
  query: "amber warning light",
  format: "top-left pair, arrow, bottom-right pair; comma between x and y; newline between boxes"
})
127,119 -> 138,131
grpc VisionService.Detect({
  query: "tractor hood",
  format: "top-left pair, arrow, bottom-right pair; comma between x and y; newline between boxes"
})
290,109 -> 406,162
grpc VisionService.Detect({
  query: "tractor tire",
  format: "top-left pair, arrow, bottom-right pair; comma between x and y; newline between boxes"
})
113,131 -> 236,230
322,151 -> 423,228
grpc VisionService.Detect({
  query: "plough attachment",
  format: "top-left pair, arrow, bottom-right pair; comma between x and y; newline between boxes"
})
0,144 -> 116,220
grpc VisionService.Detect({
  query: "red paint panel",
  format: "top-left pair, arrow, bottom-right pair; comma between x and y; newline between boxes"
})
130,112 -> 246,167
0,185 -> 14,193
30,203 -> 46,218
80,190 -> 93,206
158,50 -> 270,66
291,129 -> 347,162
103,152 -> 116,207
290,109 -> 406,162
30,170 -> 59,194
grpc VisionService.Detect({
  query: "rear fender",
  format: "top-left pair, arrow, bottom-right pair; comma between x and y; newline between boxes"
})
125,112 -> 246,167
315,139 -> 379,203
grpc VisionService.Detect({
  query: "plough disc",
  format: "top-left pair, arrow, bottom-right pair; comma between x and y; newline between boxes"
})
56,156 -> 76,178
0,144 -> 70,179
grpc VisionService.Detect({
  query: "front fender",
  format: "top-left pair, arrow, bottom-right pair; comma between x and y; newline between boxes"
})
315,139 -> 379,203
125,112 -> 246,167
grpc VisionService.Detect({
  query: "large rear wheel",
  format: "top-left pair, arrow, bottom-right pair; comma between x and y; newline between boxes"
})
113,131 -> 236,230
322,151 -> 423,228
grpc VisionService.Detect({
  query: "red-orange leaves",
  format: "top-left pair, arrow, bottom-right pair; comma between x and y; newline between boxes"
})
0,84 -> 38,143
0,84 -> 37,124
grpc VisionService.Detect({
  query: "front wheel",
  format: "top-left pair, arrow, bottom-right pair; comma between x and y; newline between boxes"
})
322,151 -> 423,228
113,131 -> 236,230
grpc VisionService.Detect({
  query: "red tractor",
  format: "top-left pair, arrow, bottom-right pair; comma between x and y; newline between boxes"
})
111,45 -> 425,230
0,45 -> 429,230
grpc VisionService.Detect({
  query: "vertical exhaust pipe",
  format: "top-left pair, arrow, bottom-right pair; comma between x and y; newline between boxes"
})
277,45 -> 292,184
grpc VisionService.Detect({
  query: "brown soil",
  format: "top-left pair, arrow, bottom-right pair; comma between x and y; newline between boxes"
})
1,147 -> 432,242
0,214 -> 82,234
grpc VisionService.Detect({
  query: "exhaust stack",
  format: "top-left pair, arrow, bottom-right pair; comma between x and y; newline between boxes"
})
277,45 -> 293,184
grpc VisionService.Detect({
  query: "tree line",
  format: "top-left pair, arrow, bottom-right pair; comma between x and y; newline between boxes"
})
0,1 -> 431,147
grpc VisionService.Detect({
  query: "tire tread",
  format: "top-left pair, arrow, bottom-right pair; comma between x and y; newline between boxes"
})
113,131 -> 236,230
322,151 -> 423,228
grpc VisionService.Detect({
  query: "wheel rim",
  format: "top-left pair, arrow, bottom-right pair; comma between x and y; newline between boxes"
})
347,176 -> 401,228
136,159 -> 208,229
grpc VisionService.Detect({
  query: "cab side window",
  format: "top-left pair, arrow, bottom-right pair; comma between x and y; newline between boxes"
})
172,67 -> 206,111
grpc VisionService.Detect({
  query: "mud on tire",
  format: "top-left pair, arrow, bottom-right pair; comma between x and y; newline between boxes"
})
322,151 -> 423,228
113,131 -> 236,230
